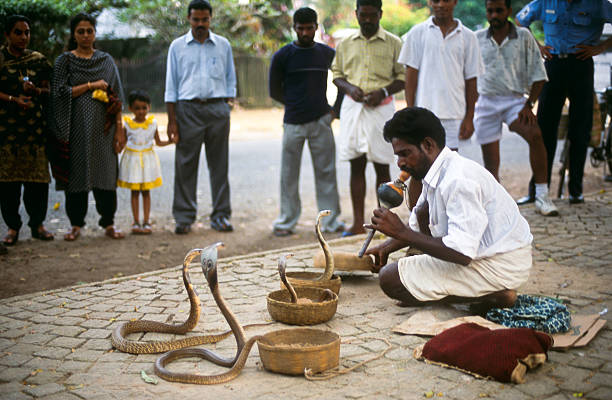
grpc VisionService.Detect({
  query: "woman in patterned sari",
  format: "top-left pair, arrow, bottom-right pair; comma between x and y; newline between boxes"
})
0,15 -> 54,246
50,13 -> 126,241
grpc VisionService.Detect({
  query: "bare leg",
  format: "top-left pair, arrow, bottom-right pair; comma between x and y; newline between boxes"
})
130,190 -> 140,224
142,190 -> 151,224
480,141 -> 500,181
373,162 -> 391,198
346,155 -> 367,235
509,120 -> 548,184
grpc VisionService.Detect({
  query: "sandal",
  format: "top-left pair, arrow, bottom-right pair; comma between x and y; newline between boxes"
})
141,223 -> 152,235
31,226 -> 54,241
105,225 -> 125,239
2,230 -> 19,246
64,227 -> 81,241
131,223 -> 142,234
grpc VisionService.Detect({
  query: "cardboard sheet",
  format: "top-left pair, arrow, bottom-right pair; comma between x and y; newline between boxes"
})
393,310 -> 606,349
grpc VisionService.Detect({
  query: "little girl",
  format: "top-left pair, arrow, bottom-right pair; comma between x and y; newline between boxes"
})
117,90 -> 170,234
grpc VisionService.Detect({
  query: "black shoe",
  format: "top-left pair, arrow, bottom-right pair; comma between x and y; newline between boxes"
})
0,242 -> 7,255
211,216 -> 233,232
568,194 -> 584,204
31,227 -> 54,241
516,195 -> 535,205
175,224 -> 191,234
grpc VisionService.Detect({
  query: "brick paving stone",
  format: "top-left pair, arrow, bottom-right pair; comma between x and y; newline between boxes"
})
49,326 -> 84,337
568,356 -> 605,370
0,367 -> 31,382
77,329 -> 110,339
0,352 -> 32,367
25,370 -> 66,386
0,391 -> 32,400
82,339 -> 113,351
586,386 -> 612,400
0,382 -> 26,394
39,392 -> 83,400
47,337 -> 86,349
32,347 -> 72,359
516,378 -> 560,398
23,382 -> 65,397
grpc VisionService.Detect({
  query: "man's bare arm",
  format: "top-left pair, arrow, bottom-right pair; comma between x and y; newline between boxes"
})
166,102 -> 179,143
333,78 -> 364,102
404,67 -> 418,107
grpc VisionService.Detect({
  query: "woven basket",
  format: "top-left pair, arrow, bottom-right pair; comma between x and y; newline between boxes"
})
283,271 -> 342,295
313,251 -> 374,271
257,328 -> 340,375
267,287 -> 338,325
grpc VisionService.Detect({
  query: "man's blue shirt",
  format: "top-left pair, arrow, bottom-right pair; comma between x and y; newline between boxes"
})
516,0 -> 612,55
269,42 -> 335,124
164,30 -> 236,102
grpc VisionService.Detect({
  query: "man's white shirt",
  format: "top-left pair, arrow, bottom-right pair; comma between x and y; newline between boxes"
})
408,147 -> 533,259
398,17 -> 483,120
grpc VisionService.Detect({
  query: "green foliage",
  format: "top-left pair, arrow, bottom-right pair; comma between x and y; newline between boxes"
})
0,0 -> 125,61
381,3 -> 430,37
118,0 -> 293,55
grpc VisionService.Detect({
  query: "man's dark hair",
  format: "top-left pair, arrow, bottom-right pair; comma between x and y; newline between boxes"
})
356,0 -> 382,10
383,107 -> 446,148
128,89 -> 151,106
188,0 -> 213,17
67,13 -> 97,51
485,0 -> 512,9
293,7 -> 318,25
4,15 -> 31,35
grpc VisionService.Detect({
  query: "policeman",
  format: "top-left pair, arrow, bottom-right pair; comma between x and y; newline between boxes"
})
516,0 -> 612,204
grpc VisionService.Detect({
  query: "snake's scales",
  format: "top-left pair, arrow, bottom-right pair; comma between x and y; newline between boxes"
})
154,243 -> 263,384
315,210 -> 335,281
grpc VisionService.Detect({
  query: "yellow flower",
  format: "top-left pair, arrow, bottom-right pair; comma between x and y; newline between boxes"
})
92,89 -> 109,103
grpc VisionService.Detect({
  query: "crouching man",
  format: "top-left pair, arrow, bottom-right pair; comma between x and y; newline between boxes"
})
365,107 -> 533,309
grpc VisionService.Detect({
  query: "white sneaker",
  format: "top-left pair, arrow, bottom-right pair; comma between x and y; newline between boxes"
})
535,194 -> 559,216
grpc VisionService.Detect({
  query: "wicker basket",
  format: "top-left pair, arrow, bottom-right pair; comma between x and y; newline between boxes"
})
283,271 -> 342,295
313,251 -> 374,271
267,287 -> 338,325
257,328 -> 340,375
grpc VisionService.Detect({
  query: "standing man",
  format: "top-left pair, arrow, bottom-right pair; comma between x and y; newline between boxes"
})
269,7 -> 343,237
475,0 -> 558,216
365,108 -> 533,310
165,0 -> 236,234
399,0 -> 481,152
398,0 -> 482,209
332,0 -> 405,236
516,0 -> 612,205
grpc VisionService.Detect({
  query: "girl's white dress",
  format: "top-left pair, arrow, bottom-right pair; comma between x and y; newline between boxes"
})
117,115 -> 163,190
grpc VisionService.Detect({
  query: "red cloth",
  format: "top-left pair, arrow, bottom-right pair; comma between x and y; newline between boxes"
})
421,323 -> 552,383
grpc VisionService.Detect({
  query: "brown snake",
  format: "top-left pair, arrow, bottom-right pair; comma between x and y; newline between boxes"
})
315,210 -> 335,281
278,254 -> 334,304
155,242 -> 264,384
111,243 -> 265,367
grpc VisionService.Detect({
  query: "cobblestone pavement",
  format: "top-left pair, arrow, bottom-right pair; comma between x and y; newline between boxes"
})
0,191 -> 611,400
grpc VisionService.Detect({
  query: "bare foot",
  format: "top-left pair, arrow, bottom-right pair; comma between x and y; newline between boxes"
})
343,225 -> 366,236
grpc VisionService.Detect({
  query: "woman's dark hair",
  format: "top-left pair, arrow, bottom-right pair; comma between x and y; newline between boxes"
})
128,89 -> 151,106
4,15 -> 31,35
383,107 -> 446,148
67,13 -> 97,51
188,0 -> 213,17
356,0 -> 382,10
293,7 -> 318,25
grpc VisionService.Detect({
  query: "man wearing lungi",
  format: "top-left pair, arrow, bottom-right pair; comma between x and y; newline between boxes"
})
365,107 -> 533,309
331,0 -> 405,236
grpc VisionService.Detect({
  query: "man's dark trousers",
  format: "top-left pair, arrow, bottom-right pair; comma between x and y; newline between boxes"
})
527,55 -> 593,199
173,100 -> 231,226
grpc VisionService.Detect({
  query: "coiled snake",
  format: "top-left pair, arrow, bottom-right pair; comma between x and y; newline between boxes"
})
155,242 -> 264,384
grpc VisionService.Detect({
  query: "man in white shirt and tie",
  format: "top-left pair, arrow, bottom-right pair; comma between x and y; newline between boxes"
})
365,107 -> 533,310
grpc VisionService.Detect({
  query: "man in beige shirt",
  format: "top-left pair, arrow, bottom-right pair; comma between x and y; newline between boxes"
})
332,0 -> 404,236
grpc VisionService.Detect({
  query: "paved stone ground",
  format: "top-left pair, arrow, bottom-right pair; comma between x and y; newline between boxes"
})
0,191 -> 611,400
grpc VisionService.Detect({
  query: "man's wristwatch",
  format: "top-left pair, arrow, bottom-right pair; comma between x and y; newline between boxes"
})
525,99 -> 535,109
381,87 -> 389,98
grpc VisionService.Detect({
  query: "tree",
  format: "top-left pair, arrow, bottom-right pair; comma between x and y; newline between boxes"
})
0,0 -> 124,60
117,0 -> 293,55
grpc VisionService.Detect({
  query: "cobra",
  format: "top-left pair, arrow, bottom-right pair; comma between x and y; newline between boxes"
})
155,242 -> 264,384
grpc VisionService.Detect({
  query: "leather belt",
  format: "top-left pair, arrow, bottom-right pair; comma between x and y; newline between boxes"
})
186,98 -> 225,104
